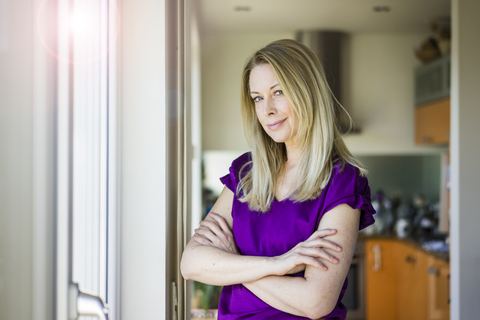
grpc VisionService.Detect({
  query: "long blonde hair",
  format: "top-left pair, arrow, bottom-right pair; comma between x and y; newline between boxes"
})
238,39 -> 366,212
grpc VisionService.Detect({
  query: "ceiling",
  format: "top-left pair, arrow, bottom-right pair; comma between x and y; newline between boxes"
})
197,0 -> 451,35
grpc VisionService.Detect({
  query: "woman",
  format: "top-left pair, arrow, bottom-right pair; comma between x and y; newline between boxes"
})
181,39 -> 375,320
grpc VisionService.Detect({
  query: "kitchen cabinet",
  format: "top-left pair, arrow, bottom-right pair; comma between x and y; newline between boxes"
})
414,54 -> 450,146
396,242 -> 428,320
365,239 -> 397,320
415,54 -> 450,106
427,256 -> 450,320
415,98 -> 450,145
364,238 -> 449,320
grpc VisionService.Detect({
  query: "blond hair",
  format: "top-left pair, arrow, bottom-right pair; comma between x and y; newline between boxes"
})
237,39 -> 366,212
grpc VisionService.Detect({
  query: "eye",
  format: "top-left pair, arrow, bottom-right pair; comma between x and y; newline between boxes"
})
252,96 -> 263,103
274,90 -> 283,96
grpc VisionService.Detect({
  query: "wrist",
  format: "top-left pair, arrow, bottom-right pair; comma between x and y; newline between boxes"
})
267,256 -> 282,276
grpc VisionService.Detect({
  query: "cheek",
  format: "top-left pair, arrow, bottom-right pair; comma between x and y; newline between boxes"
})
282,101 -> 293,116
255,108 -> 265,125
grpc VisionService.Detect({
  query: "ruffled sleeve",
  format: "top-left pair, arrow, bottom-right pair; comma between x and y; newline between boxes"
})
321,162 -> 376,230
219,152 -> 252,194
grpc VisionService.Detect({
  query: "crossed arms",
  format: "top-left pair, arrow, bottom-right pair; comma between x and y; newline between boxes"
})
180,186 -> 360,319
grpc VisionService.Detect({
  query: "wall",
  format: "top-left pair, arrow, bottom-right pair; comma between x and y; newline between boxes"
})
120,0 -> 167,318
0,1 -> 34,319
450,0 -> 480,318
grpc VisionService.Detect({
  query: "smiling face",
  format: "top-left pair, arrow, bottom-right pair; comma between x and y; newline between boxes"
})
249,63 -> 299,147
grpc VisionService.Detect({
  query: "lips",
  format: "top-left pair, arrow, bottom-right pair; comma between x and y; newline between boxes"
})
267,118 -> 286,130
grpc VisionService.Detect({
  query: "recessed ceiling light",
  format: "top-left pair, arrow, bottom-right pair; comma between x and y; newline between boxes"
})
234,6 -> 251,12
373,6 -> 391,13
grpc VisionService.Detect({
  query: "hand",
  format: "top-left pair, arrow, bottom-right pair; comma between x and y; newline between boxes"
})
193,212 -> 239,255
272,229 -> 342,275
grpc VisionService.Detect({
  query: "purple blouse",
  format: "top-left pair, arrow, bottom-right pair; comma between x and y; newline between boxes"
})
218,152 -> 375,320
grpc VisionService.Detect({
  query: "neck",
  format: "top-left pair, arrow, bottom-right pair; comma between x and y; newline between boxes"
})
285,142 -> 301,168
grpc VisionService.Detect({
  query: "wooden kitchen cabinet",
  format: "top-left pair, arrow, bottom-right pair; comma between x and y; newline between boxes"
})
427,256 -> 450,320
415,97 -> 450,145
396,242 -> 428,320
365,239 -> 397,320
364,238 -> 450,320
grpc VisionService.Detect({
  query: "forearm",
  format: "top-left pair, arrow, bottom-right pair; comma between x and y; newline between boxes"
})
181,241 -> 272,286
243,274 -> 335,319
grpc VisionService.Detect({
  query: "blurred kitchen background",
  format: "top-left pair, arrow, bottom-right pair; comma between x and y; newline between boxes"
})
1,0 -> 479,320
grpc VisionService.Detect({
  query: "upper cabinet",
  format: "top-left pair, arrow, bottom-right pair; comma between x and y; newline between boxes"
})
415,55 -> 451,106
414,55 -> 451,146
415,98 -> 450,145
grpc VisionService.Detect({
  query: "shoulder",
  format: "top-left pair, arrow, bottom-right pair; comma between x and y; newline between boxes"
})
230,152 -> 252,178
322,159 -> 376,230
219,152 -> 252,193
232,151 -> 252,170
329,160 -> 366,191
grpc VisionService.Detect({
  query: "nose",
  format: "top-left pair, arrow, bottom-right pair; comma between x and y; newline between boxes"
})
264,96 -> 277,115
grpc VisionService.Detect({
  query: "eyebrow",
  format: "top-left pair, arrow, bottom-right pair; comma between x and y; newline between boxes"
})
250,84 -> 279,94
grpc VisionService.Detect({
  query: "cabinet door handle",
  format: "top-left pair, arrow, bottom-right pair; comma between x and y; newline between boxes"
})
405,254 -> 416,264
427,265 -> 439,276
372,244 -> 381,271
422,136 -> 432,143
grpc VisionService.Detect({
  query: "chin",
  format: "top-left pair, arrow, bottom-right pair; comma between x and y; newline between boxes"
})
268,135 -> 288,144
263,127 -> 291,144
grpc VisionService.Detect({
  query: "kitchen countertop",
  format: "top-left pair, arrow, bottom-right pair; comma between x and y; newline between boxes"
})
358,234 -> 449,262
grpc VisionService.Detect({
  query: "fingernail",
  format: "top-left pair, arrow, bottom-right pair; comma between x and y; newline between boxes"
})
323,266 -> 328,271
337,246 -> 342,251
334,258 -> 339,263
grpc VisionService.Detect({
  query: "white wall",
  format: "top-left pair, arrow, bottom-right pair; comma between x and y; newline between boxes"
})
450,0 -> 480,318
201,32 -> 295,151
0,1 -> 34,319
120,0 -> 167,318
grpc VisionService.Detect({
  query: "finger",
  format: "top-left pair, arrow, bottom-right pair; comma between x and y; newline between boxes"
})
199,220 -> 225,238
194,227 -> 221,243
296,247 -> 339,264
303,238 -> 342,252
204,211 -> 222,222
193,234 -> 214,246
208,212 -> 233,235
199,219 -> 219,228
307,228 -> 337,241
295,254 -> 329,271
194,226 -> 211,235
